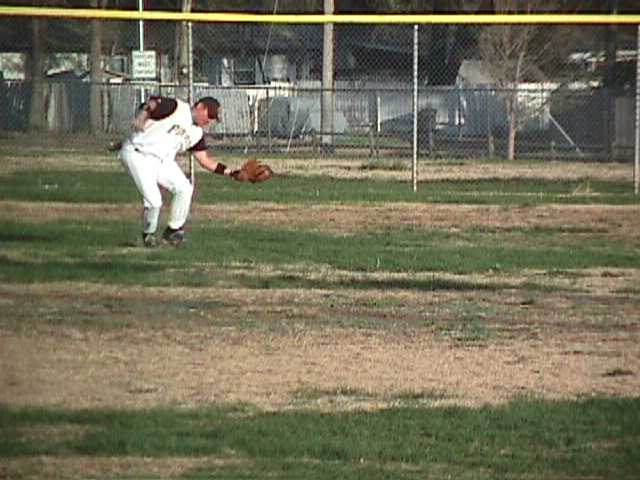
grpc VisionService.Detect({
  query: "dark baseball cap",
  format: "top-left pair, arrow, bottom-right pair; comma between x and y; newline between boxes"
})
196,97 -> 221,121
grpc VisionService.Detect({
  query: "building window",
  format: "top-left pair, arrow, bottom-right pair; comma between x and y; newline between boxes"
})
234,57 -> 255,85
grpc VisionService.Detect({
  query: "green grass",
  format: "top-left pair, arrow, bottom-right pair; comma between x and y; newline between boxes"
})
1,218 -> 638,287
2,157 -> 639,479
2,397 -> 639,479
1,168 -> 638,205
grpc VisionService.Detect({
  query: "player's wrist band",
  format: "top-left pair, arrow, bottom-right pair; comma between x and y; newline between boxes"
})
214,163 -> 227,175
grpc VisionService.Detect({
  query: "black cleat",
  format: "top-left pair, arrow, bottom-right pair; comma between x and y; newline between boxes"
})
162,227 -> 186,245
142,233 -> 158,248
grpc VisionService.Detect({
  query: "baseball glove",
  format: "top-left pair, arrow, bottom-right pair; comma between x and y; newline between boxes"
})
231,158 -> 273,183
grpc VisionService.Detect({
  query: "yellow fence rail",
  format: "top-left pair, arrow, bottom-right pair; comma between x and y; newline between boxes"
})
0,6 -> 639,25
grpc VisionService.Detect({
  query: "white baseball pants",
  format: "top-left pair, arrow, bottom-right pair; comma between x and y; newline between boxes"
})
120,143 -> 193,234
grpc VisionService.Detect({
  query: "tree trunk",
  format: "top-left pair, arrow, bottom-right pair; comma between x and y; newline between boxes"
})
89,0 -> 105,133
604,0 -> 618,161
506,51 -> 525,161
321,0 -> 335,154
28,17 -> 47,132
507,93 -> 517,161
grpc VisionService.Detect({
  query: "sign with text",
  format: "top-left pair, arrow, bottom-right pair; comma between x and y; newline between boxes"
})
131,50 -> 157,79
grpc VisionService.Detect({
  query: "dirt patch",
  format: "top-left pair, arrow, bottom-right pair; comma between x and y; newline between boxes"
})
191,202 -> 640,238
2,274 -> 639,412
2,194 -> 640,412
0,142 -> 633,183
2,154 -> 639,413
3,455 -> 222,480
273,157 -> 634,182
3,200 -> 640,238
2,324 -> 639,412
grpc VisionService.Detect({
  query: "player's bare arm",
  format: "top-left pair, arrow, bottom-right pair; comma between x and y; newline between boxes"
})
192,151 -> 273,183
192,150 -> 238,177
192,150 -> 233,177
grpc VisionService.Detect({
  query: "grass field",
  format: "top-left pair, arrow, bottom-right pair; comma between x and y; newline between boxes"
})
1,135 -> 639,479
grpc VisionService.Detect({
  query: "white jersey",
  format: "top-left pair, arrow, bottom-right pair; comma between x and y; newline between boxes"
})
127,98 -> 204,163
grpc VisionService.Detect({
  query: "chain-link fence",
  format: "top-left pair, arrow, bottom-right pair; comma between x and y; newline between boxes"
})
0,12 -> 637,161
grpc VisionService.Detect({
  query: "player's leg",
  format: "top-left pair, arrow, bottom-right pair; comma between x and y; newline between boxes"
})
157,159 -> 193,243
120,146 -> 163,246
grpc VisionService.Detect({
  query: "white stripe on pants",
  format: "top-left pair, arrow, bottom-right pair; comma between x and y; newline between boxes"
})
120,144 -> 194,233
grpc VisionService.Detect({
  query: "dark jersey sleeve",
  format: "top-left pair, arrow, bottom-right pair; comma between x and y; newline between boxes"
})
188,135 -> 208,152
146,96 -> 178,120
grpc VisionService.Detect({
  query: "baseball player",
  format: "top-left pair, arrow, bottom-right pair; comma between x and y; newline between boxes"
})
119,96 -> 234,247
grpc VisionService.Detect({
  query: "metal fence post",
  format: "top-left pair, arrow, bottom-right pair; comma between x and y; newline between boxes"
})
137,0 -> 145,105
412,24 -> 418,193
187,20 -> 195,186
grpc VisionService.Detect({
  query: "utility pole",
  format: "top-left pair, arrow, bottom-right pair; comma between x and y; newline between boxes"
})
412,25 -> 419,193
89,0 -> 104,134
605,0 -> 618,161
635,25 -> 639,195
176,0 -> 192,88
321,0 -> 335,154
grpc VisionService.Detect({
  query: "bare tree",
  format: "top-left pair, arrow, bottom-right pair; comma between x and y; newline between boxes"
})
478,0 -> 550,160
478,0 -> 583,160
